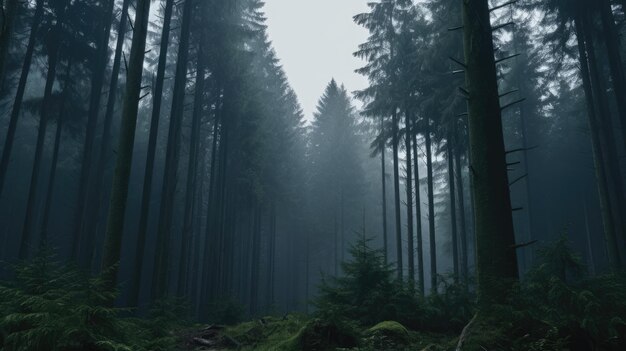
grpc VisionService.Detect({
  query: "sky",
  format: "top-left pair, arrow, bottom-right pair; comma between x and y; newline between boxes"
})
263,0 -> 370,121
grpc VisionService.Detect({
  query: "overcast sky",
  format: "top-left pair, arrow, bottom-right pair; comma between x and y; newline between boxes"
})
264,0 -> 370,121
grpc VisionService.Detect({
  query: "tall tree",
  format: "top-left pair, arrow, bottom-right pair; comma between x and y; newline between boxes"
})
0,0 -> 44,200
152,0 -> 195,300
128,0 -> 175,307
461,0 -> 519,304
101,0 -> 151,292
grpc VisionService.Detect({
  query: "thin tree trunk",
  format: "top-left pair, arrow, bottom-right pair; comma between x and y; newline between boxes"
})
461,0 -> 519,305
73,0 -> 115,263
101,0 -> 151,293
19,28 -> 61,260
0,0 -> 18,88
40,58 -> 72,247
447,132 -> 459,281
583,199 -> 596,276
199,93 -> 221,315
380,116 -> 388,264
454,124 -> 469,284
266,200 -> 276,310
575,17 -> 622,270
425,122 -> 437,293
404,109 -> 415,288
153,0 -> 194,300
392,109 -> 403,281
0,0 -> 44,200
85,0 -> 132,264
128,0 -> 174,308
178,49 -> 205,297
412,115 -> 424,296
250,201 -> 262,316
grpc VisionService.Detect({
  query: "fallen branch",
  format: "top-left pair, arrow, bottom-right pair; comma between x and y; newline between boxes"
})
456,314 -> 478,351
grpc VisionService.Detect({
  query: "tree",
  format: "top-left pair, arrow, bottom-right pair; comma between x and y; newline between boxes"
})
0,0 -> 44,201
128,0 -> 175,307
460,0 -> 519,304
101,0 -> 151,292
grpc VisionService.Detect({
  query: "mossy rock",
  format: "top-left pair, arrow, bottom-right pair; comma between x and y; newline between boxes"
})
364,321 -> 410,349
277,319 -> 359,351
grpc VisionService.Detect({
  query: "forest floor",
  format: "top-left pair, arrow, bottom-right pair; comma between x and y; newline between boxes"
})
178,315 -> 457,351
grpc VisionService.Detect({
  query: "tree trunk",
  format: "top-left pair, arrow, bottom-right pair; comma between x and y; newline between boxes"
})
454,125 -> 469,284
266,200 -> 276,310
447,132 -> 459,281
73,0 -> 115,264
19,27 -> 61,260
199,93 -> 222,315
574,17 -> 622,270
250,201 -> 262,316
84,0 -> 132,265
40,58 -> 72,247
152,0 -> 194,300
178,49 -> 205,297
412,115 -> 425,296
0,0 -> 18,88
392,109 -> 403,281
425,122 -> 437,293
380,115 -> 388,264
0,0 -> 44,200
128,0 -> 174,308
404,109 -> 415,288
600,0 -> 626,153
101,0 -> 151,293
461,0 -> 519,305
582,14 -> 626,250
583,199 -> 596,276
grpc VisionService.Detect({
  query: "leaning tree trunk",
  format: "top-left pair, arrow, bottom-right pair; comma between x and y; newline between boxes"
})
19,26 -> 61,260
84,0 -> 132,264
128,0 -> 174,308
152,0 -> 194,300
178,49 -> 205,297
574,16 -> 622,270
447,131 -> 459,281
0,0 -> 44,200
101,0 -> 151,293
391,109 -> 403,281
73,0 -> 115,264
0,0 -> 18,88
412,114 -> 425,296
404,108 -> 415,288
424,121 -> 437,293
461,0 -> 519,305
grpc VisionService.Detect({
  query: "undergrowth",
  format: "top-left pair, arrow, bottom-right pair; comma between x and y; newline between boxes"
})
0,250 -> 189,351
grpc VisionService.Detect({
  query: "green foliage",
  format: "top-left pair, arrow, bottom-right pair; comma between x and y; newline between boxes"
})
460,237 -> 626,350
205,297 -> 245,325
0,251 -> 183,351
314,236 -> 474,333
519,237 -> 626,349
314,236 -> 422,329
223,314 -> 309,351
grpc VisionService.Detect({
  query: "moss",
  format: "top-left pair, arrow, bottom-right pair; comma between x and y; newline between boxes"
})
275,318 -> 359,351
